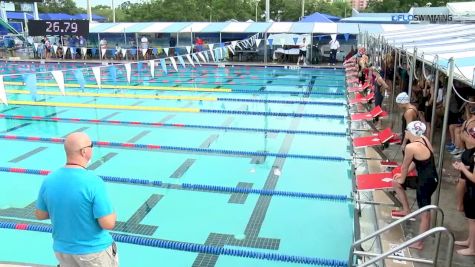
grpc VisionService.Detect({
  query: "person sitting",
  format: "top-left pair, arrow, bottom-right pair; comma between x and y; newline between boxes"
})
141,35 -> 149,59
392,121 -> 438,250
114,43 -> 122,60
99,38 -> 108,59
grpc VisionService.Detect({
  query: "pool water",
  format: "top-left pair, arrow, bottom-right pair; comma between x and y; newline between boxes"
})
0,62 -> 354,267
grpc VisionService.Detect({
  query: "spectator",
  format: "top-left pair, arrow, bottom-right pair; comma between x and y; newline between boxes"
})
141,35 -> 149,59
396,92 -> 420,150
169,36 -> 177,56
100,38 -> 108,59
35,132 -> 118,266
328,38 -> 340,66
297,37 -> 308,66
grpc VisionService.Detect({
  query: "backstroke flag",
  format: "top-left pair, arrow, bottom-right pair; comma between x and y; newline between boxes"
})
0,76 -> 7,105
23,73 -> 37,101
73,69 -> 85,91
51,70 -> 65,95
177,55 -> 186,68
125,63 -> 131,83
92,67 -> 101,88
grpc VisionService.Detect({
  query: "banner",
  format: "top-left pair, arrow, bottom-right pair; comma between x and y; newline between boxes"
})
203,51 -> 210,62
101,48 -> 107,58
344,33 -> 350,41
186,46 -> 191,54
293,37 -> 299,45
160,59 -> 167,74
231,41 -> 237,49
149,60 -> 155,77
81,47 -> 87,56
121,48 -> 127,59
124,63 -> 131,83
185,54 -> 195,67
177,55 -> 186,68
197,52 -> 206,63
164,47 -> 169,56
22,73 -> 37,101
33,43 -> 39,51
0,76 -> 7,105
208,44 -> 214,51
192,53 -> 201,66
256,39 -> 262,48
92,67 -> 101,88
51,70 -> 65,95
73,69 -> 85,91
142,48 -> 147,57
267,39 -> 273,46
227,45 -> 235,55
52,45 -> 58,54
169,57 -> 178,72
210,49 -> 216,62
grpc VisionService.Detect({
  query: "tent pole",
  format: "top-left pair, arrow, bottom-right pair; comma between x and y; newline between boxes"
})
434,57 -> 455,220
264,32 -> 268,65
390,46 -> 398,129
407,47 -> 417,101
429,63 -> 439,143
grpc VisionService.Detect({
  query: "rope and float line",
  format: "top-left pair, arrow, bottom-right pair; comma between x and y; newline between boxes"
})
0,114 -> 347,136
0,221 -> 347,266
0,166 -> 350,201
6,101 -> 348,119
5,89 -> 346,106
0,134 -> 349,161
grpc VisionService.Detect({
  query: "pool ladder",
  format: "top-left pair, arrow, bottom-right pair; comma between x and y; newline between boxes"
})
348,205 -> 454,267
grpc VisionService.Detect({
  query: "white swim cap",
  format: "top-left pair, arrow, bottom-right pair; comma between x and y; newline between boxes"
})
396,92 -> 410,104
406,121 -> 426,137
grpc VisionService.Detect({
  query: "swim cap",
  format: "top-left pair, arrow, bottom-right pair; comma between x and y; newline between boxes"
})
468,127 -> 475,139
406,121 -> 426,137
396,92 -> 410,104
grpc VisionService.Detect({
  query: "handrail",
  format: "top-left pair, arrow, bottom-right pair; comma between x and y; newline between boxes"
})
357,226 -> 454,267
348,205 -> 444,265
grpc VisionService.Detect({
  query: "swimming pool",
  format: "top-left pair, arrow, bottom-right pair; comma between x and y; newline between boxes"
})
0,62 -> 354,266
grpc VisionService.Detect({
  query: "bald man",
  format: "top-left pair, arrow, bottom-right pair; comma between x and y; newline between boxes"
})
35,132 -> 118,267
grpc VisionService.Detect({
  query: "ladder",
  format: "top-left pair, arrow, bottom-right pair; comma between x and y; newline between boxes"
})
349,205 -> 454,267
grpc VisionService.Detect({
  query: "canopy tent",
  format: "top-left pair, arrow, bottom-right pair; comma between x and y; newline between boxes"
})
87,21 -> 408,34
300,12 -> 336,23
267,33 -> 310,45
6,12 -> 34,20
380,24 -> 475,87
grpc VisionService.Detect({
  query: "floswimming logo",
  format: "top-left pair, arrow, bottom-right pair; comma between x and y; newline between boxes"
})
391,14 -> 453,22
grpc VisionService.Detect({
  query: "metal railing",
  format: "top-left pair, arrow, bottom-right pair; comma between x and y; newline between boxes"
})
349,205 -> 452,267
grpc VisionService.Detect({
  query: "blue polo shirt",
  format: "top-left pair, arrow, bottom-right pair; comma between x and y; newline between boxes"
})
36,167 -> 114,254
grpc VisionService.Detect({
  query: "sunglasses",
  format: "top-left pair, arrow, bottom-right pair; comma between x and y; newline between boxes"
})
80,142 -> 94,150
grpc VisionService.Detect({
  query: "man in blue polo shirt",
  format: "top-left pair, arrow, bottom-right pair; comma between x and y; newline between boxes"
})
35,132 -> 118,266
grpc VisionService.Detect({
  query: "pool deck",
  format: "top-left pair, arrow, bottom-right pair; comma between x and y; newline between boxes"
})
357,89 -> 475,266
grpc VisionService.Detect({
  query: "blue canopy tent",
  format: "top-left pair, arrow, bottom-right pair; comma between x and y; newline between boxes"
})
301,12 -> 340,23
39,13 -> 75,20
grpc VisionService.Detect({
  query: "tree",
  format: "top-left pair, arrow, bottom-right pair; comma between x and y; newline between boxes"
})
38,0 -> 85,14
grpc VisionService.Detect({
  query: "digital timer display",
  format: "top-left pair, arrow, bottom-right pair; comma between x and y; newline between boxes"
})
27,20 -> 89,36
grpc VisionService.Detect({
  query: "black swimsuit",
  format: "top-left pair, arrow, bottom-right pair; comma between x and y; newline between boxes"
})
461,147 -> 475,219
411,138 -> 438,208
401,108 -> 419,143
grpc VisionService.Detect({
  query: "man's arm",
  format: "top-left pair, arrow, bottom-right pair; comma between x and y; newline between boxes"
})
35,209 -> 49,220
98,213 -> 116,230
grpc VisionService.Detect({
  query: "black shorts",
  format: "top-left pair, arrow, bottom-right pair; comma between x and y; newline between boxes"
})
448,111 -> 463,125
403,177 -> 438,208
299,50 -> 306,57
464,186 -> 475,219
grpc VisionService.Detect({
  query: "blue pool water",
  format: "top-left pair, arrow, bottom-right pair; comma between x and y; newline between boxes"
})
0,62 -> 354,266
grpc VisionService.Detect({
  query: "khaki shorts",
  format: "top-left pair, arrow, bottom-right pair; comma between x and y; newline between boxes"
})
55,243 -> 119,267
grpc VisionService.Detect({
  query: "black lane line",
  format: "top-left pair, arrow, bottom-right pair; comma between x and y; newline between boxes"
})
159,114 -> 175,123
8,147 -> 48,163
62,127 -> 90,138
100,112 -> 121,120
191,105 -> 306,266
126,130 -> 151,143
169,159 -> 196,179
199,134 -> 219,149
221,117 -> 234,127
228,182 -> 253,204
0,107 -> 19,113
113,194 -> 162,236
131,100 -> 144,106
87,152 -> 118,171
304,75 -> 317,98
